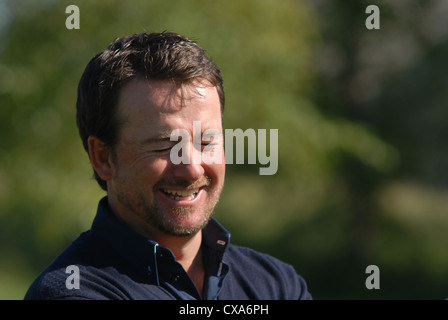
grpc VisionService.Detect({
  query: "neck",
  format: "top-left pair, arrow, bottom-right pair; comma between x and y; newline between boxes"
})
108,197 -> 205,296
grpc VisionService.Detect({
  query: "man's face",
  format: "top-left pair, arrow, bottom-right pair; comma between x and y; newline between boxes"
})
107,78 -> 225,237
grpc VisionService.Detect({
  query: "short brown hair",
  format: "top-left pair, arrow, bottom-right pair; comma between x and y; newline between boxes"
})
76,32 -> 225,190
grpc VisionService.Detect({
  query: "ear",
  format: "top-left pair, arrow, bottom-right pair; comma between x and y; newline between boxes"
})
87,136 -> 114,182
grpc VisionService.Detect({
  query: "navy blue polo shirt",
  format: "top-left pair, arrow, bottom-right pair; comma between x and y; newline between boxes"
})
24,197 -> 312,300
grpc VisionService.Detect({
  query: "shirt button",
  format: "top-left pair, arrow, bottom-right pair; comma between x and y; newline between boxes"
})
173,275 -> 180,282
147,266 -> 152,275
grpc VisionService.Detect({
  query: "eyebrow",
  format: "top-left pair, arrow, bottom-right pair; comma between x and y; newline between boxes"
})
141,129 -> 174,145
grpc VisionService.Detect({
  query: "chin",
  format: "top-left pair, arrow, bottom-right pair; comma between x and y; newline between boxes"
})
158,208 -> 212,237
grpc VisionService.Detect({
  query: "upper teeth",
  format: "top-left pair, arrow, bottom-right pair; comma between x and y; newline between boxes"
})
162,188 -> 199,200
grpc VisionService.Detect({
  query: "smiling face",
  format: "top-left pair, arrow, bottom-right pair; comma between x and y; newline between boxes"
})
105,78 -> 225,238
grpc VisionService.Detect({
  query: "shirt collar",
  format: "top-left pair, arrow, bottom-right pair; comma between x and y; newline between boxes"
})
90,196 -> 231,298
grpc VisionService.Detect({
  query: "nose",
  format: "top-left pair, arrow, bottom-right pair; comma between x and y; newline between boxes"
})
171,147 -> 205,181
172,161 -> 205,181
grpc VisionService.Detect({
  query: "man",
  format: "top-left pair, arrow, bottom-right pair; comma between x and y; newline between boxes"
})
25,32 -> 312,300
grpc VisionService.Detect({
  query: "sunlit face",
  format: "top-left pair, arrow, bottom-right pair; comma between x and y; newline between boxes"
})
107,78 -> 225,237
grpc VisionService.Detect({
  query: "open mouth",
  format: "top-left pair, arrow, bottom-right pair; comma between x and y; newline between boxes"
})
160,188 -> 201,201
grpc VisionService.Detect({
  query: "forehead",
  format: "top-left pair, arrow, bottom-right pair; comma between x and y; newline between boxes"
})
116,78 -> 222,134
119,78 -> 219,111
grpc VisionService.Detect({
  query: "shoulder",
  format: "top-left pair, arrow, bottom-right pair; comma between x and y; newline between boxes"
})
24,265 -> 87,300
25,232 -> 94,300
24,232 -> 125,300
223,244 -> 312,300
24,263 -> 139,300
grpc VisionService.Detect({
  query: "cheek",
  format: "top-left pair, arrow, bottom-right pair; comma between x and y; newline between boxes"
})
208,162 -> 225,183
207,146 -> 225,179
115,152 -> 171,186
140,158 -> 171,183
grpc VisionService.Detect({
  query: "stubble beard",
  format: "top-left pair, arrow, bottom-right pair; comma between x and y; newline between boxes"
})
116,177 -> 223,237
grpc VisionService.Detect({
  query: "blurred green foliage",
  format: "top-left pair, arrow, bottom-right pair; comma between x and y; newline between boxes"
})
1,0 -> 448,299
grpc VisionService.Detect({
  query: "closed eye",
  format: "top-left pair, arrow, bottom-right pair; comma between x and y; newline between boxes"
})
202,142 -> 221,147
198,142 -> 218,151
153,147 -> 172,153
